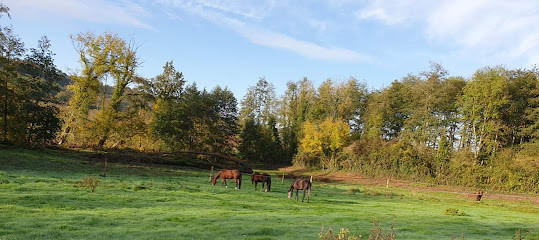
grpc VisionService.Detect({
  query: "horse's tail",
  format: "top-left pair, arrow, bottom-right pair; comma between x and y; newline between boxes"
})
308,185 -> 311,201
308,181 -> 311,202
239,172 -> 242,189
267,177 -> 271,192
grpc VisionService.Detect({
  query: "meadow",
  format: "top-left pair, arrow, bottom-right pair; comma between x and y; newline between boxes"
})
0,148 -> 538,240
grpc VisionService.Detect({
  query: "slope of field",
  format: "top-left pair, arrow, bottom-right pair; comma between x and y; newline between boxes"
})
0,148 -> 538,239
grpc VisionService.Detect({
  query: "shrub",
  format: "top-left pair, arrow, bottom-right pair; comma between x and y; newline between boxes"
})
74,175 -> 99,192
320,228 -> 361,240
348,188 -> 361,194
444,208 -> 468,216
320,221 -> 395,240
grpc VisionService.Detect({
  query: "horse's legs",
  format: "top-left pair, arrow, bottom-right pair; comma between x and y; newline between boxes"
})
235,178 -> 239,190
302,189 -> 306,202
223,178 -> 227,188
254,181 -> 258,190
262,182 -> 265,191
295,189 -> 299,201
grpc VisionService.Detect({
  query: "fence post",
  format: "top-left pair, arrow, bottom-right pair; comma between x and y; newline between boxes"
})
209,166 -> 214,182
386,178 -> 389,188
310,176 -> 313,183
281,173 -> 284,184
103,159 -> 107,177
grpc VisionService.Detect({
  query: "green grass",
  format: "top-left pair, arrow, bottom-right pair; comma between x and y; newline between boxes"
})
0,148 -> 538,240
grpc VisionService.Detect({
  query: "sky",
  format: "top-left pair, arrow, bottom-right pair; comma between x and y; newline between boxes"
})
3,0 -> 539,98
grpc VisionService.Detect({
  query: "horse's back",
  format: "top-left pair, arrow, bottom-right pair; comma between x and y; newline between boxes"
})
293,179 -> 310,189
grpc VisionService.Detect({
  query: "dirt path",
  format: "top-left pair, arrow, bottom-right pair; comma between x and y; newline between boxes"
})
278,166 -> 539,204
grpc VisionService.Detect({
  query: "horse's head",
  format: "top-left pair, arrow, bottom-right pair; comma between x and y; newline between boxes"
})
211,178 -> 217,186
287,190 -> 292,199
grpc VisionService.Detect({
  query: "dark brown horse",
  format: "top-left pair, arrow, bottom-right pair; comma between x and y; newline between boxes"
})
475,190 -> 484,201
251,172 -> 271,192
212,169 -> 242,189
288,179 -> 311,202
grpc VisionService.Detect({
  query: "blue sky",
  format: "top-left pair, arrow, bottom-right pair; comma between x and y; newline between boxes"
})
4,0 -> 539,98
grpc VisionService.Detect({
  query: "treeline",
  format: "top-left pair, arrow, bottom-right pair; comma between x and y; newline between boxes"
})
1,5 -> 537,192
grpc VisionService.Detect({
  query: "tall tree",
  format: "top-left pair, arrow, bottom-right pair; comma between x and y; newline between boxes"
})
459,67 -> 509,161
0,22 -> 25,143
62,32 -> 140,147
19,36 -> 62,144
240,77 -> 277,125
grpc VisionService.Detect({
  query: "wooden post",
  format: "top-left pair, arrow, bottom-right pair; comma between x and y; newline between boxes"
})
103,159 -> 107,177
310,176 -> 313,183
209,166 -> 214,182
386,178 -> 389,188
281,173 -> 284,184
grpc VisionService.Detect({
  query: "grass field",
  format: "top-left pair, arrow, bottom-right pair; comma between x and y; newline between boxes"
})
0,148 -> 538,240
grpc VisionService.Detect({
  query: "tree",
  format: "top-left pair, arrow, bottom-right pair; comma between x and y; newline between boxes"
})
522,71 -> 539,140
240,77 -> 277,125
0,13 -> 25,143
297,118 -> 350,168
459,67 -> 509,161
504,68 -> 538,144
151,82 -> 239,153
61,32 -> 140,147
278,78 -> 318,161
145,60 -> 185,101
19,36 -> 62,144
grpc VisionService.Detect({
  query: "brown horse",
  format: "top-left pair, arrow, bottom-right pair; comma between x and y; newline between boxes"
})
288,179 -> 311,202
475,190 -> 484,201
212,169 -> 242,189
251,172 -> 271,192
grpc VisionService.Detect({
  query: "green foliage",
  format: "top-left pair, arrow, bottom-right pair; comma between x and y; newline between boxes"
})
240,77 -> 277,125
444,208 -> 468,216
238,117 -> 284,165
0,13 -> 61,145
61,32 -> 141,148
151,83 -> 239,153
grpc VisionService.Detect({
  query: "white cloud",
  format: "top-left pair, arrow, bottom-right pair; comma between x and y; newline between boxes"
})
237,26 -> 370,62
157,0 -> 276,20
3,0 -> 153,30
158,0 -> 372,62
356,0 -> 539,66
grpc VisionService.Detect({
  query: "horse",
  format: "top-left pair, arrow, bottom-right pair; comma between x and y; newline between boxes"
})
251,172 -> 271,192
475,190 -> 483,201
212,169 -> 242,189
288,178 -> 311,202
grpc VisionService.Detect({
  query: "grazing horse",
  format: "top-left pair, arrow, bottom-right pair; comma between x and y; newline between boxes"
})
251,172 -> 271,192
288,179 -> 311,202
212,169 -> 242,189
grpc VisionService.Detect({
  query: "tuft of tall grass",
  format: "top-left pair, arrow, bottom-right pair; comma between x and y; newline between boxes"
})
444,208 -> 468,216
74,175 -> 99,192
319,221 -> 395,240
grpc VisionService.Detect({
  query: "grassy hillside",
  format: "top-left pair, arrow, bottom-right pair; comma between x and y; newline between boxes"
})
0,148 -> 538,239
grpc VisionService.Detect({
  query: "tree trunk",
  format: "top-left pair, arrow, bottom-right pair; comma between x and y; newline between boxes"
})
97,129 -> 110,148
3,74 -> 7,143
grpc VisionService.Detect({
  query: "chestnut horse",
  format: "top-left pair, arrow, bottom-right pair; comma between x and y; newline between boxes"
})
288,179 -> 311,202
251,172 -> 271,192
212,169 -> 242,189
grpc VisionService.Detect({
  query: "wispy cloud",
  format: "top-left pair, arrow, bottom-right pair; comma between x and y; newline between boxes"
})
157,0 -> 277,20
4,0 -> 153,30
157,0 -> 371,62
355,0 -> 539,65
